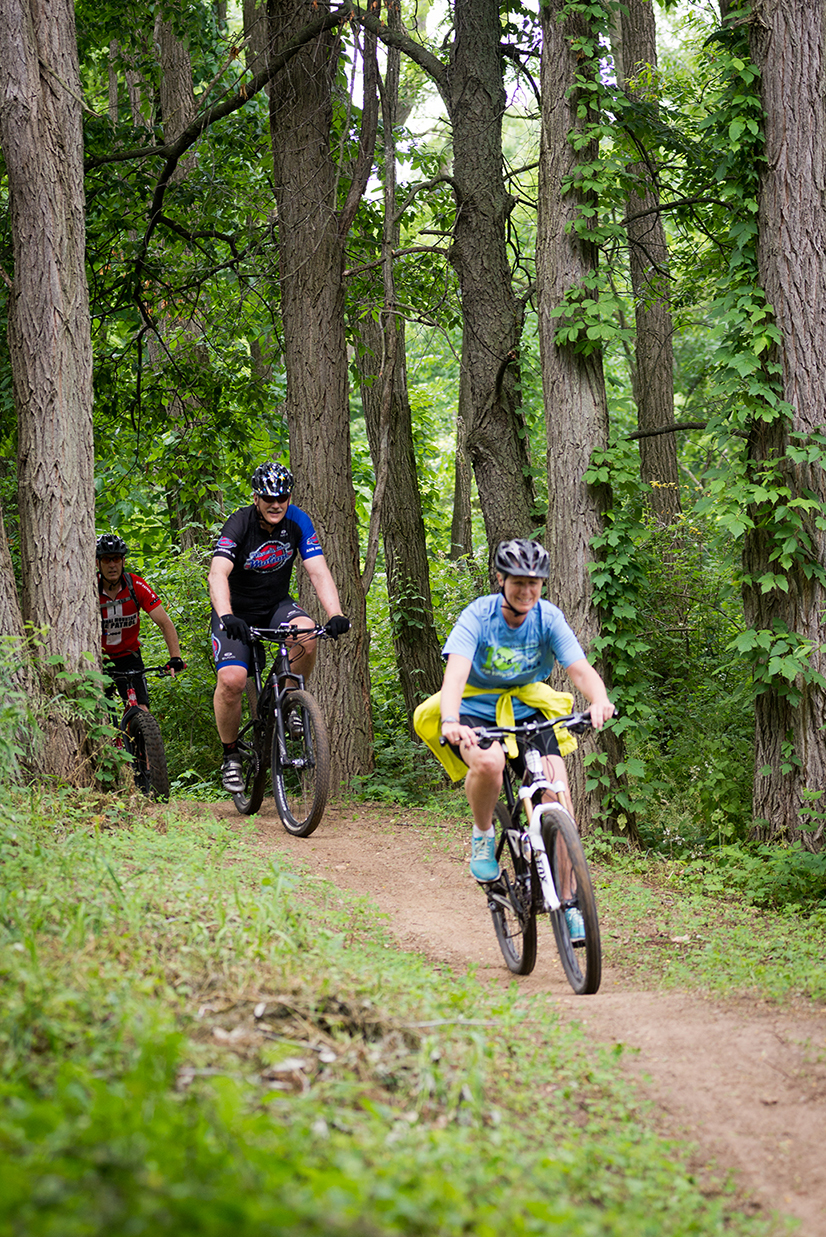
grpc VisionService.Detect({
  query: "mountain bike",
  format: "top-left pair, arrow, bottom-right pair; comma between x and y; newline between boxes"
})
230,624 -> 332,837
462,711 -> 602,995
104,664 -> 180,801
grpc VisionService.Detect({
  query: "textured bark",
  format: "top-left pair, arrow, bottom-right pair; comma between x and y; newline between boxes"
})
450,412 -> 474,560
269,0 -> 373,785
354,19 -> 444,723
537,0 -> 637,841
447,0 -> 536,560
0,0 -> 97,778
357,314 -> 445,716
618,0 -> 681,521
746,0 -> 826,846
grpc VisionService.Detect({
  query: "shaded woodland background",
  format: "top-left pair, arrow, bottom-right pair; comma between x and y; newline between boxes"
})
0,0 -> 824,857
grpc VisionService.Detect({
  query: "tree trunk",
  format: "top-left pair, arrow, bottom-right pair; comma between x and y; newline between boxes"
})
746,0 -> 826,847
537,0 -> 638,842
354,19 -> 444,724
450,412 -> 474,561
0,0 -> 98,779
618,0 -> 681,522
269,0 -> 373,785
447,0 -> 537,560
356,312 -> 445,718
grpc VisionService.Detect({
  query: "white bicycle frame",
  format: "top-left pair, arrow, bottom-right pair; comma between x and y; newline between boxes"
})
516,748 -> 569,914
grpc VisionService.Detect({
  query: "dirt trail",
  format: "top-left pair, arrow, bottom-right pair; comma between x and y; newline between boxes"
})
210,799 -> 826,1236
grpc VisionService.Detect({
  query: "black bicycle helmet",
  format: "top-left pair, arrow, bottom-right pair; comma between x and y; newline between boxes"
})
251,461 -> 294,499
494,538 -> 550,578
96,533 -> 129,558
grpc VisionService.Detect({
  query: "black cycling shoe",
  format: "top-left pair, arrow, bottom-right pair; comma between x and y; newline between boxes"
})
221,754 -> 244,794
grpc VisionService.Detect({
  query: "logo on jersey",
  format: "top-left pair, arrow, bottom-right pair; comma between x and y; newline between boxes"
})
215,536 -> 237,553
245,541 -> 293,572
480,643 -> 541,677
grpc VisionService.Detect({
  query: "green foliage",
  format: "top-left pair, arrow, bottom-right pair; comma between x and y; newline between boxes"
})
594,838 -> 826,1000
358,555 -> 482,807
0,636 -> 39,786
584,440 -> 754,841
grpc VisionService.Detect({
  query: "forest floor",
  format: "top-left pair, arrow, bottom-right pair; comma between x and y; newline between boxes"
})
209,797 -> 826,1237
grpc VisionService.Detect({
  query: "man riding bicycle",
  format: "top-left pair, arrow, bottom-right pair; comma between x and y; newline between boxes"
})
96,533 -> 185,711
414,538 -> 614,892
208,461 -> 350,795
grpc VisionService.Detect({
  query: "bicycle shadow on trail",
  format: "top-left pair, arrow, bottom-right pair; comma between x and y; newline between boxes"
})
208,797 -> 826,1237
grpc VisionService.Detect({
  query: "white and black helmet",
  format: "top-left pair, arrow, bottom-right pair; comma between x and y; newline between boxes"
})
494,538 -> 550,579
96,533 -> 129,558
251,461 -> 294,499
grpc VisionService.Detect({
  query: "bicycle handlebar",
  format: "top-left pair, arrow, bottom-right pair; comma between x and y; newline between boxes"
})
104,664 -> 183,680
466,710 -> 597,743
438,707 -> 620,748
247,624 -> 331,643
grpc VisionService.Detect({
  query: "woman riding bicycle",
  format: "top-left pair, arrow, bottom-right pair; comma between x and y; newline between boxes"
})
414,538 -> 614,885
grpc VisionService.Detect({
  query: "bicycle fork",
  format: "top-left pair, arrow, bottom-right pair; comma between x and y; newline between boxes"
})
518,781 -> 569,914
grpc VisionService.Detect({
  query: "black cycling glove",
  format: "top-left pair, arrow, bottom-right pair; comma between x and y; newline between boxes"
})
221,614 -> 251,643
324,614 -> 350,639
164,657 -> 187,673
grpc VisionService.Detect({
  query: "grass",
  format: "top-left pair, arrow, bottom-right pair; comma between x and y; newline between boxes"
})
590,842 -> 826,1004
0,787 -> 795,1236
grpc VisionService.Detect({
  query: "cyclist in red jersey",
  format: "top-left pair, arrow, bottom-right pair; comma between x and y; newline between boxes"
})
96,533 -> 185,710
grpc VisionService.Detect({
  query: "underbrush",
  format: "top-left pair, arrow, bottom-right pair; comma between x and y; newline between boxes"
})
590,832 -> 826,1002
0,789 -> 776,1237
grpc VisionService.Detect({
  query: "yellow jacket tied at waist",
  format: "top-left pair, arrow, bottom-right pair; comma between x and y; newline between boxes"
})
413,683 -> 577,782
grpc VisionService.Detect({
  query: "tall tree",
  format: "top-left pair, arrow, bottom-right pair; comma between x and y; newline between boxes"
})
268,0 -> 375,782
354,10 -> 444,720
745,0 -> 826,846
615,0 -> 681,522
356,1 -> 538,560
448,0 -> 537,559
536,0 -> 637,840
0,0 -> 98,776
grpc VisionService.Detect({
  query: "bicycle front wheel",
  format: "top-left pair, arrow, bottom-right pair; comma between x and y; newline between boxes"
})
271,689 -> 330,837
126,711 -> 170,801
232,679 -> 270,816
489,803 -> 537,975
542,806 -> 601,995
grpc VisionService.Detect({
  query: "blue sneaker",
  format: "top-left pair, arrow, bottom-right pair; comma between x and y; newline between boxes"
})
565,907 -> 585,942
470,833 -> 499,883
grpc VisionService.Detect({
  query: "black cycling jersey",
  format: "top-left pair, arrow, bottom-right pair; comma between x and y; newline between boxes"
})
211,503 -> 323,624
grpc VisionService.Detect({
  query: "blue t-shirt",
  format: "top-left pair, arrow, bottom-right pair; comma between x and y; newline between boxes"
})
442,594 -> 584,722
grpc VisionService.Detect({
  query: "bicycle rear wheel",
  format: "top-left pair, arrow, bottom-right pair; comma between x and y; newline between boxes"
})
542,805 -> 601,995
271,689 -> 330,837
126,710 -> 170,801
489,803 -> 538,975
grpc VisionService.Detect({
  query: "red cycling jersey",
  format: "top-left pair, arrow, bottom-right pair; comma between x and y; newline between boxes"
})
99,572 -> 162,659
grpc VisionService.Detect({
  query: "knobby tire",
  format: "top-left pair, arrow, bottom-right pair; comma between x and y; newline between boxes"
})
126,710 -> 170,801
272,689 -> 330,837
232,679 -> 270,816
490,802 -> 538,975
543,805 -> 601,995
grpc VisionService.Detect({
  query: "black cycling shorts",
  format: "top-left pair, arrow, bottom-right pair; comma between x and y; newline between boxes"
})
447,709 -> 561,779
105,651 -> 150,707
210,598 -> 312,672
